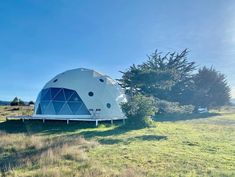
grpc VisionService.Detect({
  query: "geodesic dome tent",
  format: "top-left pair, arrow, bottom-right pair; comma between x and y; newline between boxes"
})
33,68 -> 127,121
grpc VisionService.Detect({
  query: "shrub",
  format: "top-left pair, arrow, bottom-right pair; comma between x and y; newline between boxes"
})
156,99 -> 194,114
28,101 -> 34,105
121,94 -> 156,127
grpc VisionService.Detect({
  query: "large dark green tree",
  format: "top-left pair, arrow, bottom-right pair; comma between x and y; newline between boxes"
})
192,67 -> 230,109
119,49 -> 196,104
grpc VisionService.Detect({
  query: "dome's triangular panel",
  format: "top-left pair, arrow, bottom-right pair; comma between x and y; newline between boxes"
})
54,89 -> 66,101
52,101 -> 64,114
67,101 -> 83,114
45,101 -> 55,115
59,103 -> 73,115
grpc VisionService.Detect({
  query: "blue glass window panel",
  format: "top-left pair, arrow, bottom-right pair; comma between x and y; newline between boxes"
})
67,101 -> 83,114
51,88 -> 61,99
64,89 -> 75,100
40,101 -> 49,114
41,89 -> 51,101
36,104 -> 42,114
52,101 -> 64,114
59,103 -> 73,115
40,89 -> 48,97
69,92 -> 82,102
45,102 -> 55,115
54,89 -> 65,101
36,87 -> 91,115
77,104 -> 91,115
40,89 -> 48,101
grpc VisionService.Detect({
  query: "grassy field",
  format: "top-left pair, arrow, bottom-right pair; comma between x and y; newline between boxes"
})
0,106 -> 235,177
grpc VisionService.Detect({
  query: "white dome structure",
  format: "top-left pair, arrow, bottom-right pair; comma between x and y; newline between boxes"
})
33,68 -> 127,123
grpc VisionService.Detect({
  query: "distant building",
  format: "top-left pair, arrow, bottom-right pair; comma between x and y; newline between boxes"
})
33,68 -> 127,121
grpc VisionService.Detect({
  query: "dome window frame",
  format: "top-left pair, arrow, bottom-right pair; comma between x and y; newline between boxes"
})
99,78 -> 104,83
88,91 -> 94,97
106,103 -> 111,108
53,79 -> 58,83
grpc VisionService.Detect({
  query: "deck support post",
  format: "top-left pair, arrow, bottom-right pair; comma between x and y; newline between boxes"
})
111,119 -> 113,125
95,120 -> 98,127
22,118 -> 24,122
123,119 -> 125,125
43,119 -> 45,123
67,119 -> 69,125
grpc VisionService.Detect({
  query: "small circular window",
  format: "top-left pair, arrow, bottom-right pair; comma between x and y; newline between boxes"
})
88,92 -> 94,97
106,103 -> 111,108
53,79 -> 58,83
99,79 -> 104,82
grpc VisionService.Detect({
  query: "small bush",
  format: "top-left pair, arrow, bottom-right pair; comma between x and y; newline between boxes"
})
97,124 -> 108,128
156,100 -> 194,114
121,94 -> 156,128
28,101 -> 34,105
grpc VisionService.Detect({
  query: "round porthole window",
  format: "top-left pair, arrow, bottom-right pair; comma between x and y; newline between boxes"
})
88,92 -> 94,97
106,103 -> 111,108
99,78 -> 104,82
53,79 -> 58,83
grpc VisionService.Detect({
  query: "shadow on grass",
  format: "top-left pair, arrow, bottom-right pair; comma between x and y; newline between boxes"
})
98,135 -> 167,145
79,120 -> 161,141
0,119 -> 96,134
154,112 -> 221,122
79,125 -> 129,138
0,119 -> 146,138
0,112 -> 221,135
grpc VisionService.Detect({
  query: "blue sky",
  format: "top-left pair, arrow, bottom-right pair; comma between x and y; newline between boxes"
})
0,0 -> 235,101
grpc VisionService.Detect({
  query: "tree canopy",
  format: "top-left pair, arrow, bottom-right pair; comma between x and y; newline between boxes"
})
10,97 -> 25,106
119,49 -> 196,104
192,67 -> 230,108
119,49 -> 231,109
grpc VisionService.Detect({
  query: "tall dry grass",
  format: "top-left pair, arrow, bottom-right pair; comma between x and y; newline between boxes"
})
0,132 -> 100,177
